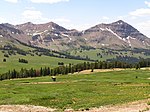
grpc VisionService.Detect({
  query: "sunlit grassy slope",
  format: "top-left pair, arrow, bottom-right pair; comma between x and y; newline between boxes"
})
0,51 -> 84,74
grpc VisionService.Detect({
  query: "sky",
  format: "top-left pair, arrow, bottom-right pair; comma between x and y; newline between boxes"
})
0,0 -> 150,37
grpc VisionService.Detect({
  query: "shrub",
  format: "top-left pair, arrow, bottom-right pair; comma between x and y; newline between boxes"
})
3,58 -> 6,62
19,58 -> 28,63
4,54 -> 9,58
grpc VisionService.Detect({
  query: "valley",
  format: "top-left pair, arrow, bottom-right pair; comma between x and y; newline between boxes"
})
0,20 -> 150,74
1,0 -> 150,111
0,17 -> 150,112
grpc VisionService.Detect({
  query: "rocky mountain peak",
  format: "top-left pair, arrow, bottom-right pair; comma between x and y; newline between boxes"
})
25,22 -> 34,25
45,22 -> 68,32
1,23 -> 15,28
111,20 -> 126,25
108,20 -> 147,40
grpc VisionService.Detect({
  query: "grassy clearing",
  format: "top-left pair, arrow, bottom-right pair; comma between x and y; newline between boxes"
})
0,69 -> 150,110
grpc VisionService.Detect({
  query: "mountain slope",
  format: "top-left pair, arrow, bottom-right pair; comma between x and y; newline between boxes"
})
0,23 -> 30,45
83,20 -> 150,49
15,22 -> 83,51
0,20 -> 149,51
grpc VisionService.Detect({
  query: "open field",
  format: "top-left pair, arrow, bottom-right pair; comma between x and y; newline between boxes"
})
0,69 -> 150,111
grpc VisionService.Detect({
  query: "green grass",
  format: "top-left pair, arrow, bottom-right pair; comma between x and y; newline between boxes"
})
0,40 -> 87,74
69,49 -> 150,61
0,69 -> 150,110
0,51 -> 84,74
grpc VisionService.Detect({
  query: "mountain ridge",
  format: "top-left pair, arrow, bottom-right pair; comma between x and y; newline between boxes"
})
0,20 -> 149,51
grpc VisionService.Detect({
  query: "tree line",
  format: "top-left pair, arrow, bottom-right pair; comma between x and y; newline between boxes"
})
0,59 -> 150,81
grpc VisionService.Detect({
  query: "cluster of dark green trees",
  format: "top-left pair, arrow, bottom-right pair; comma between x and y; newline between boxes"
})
0,59 -> 150,81
0,67 -> 50,80
19,58 -> 28,63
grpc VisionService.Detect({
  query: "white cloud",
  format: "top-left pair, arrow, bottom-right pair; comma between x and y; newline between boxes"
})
52,18 -> 70,23
22,10 -> 42,20
64,23 -> 92,31
4,0 -> 18,3
136,21 -> 150,37
0,17 -> 6,23
21,9 -> 71,25
22,10 -> 49,23
145,1 -> 150,7
30,0 -> 69,4
129,8 -> 150,16
25,7 -> 36,10
102,16 -> 109,20
117,16 -> 124,20
137,21 -> 150,31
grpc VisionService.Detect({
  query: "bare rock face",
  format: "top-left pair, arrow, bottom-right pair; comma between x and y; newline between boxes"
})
0,20 -> 150,51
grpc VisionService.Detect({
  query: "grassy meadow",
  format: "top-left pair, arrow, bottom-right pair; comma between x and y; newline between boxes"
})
0,51 -> 84,74
0,69 -> 150,111
69,49 -> 150,61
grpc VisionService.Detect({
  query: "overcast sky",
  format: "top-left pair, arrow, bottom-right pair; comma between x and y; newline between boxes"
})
0,0 -> 150,37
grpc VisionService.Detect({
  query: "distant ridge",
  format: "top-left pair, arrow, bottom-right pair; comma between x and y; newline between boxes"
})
0,20 -> 149,51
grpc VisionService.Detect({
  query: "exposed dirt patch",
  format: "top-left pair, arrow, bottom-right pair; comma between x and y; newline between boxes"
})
31,82 -> 65,84
141,68 -> 150,70
76,68 -> 125,75
1,99 -> 150,112
22,82 -> 65,85
74,99 -> 150,112
0,105 -> 56,112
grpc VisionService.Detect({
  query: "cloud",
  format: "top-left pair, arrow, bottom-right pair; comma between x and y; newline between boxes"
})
136,21 -> 150,37
25,7 -> 36,10
52,18 -> 70,23
0,17 -> 6,23
137,20 -> 150,30
22,10 -> 49,23
129,8 -> 150,16
4,0 -> 18,3
102,16 -> 109,20
22,10 -> 42,20
30,0 -> 69,4
21,9 -> 70,25
145,1 -> 150,7
63,23 -> 92,31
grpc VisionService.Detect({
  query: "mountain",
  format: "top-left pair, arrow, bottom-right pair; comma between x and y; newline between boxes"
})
0,20 -> 149,51
83,20 -> 150,49
0,23 -> 30,45
15,22 -> 83,51
0,23 -> 23,47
